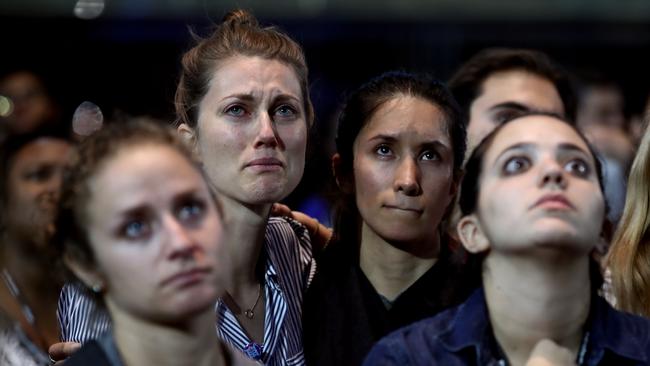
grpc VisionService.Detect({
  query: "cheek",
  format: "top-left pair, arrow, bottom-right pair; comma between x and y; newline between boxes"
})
279,124 -> 307,154
353,158 -> 387,208
422,169 -> 454,204
584,187 -> 606,224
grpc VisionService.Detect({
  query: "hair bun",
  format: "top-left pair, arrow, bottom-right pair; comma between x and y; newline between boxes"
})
222,9 -> 259,28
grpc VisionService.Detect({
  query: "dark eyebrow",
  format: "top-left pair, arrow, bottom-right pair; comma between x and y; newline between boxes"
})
487,102 -> 531,113
493,142 -> 592,165
557,142 -> 591,157
367,134 -> 451,150
368,134 -> 398,143
493,142 -> 533,163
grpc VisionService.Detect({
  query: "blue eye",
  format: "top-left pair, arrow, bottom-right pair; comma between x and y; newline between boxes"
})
503,156 -> 530,175
178,201 -> 205,223
225,105 -> 246,117
123,220 -> 150,239
274,105 -> 297,118
565,158 -> 590,177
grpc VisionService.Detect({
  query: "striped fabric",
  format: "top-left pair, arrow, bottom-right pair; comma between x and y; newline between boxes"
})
57,282 -> 111,343
57,217 -> 315,365
217,217 -> 315,365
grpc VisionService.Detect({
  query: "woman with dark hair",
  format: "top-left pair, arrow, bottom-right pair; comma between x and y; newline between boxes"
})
0,128 -> 73,365
365,113 -> 650,365
303,71 -> 470,366
54,9 -> 318,365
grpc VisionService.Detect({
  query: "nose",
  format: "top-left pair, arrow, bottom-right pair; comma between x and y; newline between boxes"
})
163,215 -> 199,260
537,158 -> 567,189
253,112 -> 281,149
393,157 -> 421,196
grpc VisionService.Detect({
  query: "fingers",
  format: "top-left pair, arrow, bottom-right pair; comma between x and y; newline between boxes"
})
271,203 -> 293,217
525,339 -> 576,366
48,341 -> 82,362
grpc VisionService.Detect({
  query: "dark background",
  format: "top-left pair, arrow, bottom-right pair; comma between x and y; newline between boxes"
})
2,0 -> 649,221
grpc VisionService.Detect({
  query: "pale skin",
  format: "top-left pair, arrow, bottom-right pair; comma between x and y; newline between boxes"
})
335,95 -> 457,301
67,144 -> 227,365
50,55 -> 310,361
458,116 -> 604,366
178,55 -> 309,344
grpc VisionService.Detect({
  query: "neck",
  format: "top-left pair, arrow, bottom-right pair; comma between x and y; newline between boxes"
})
110,303 -> 224,366
483,252 -> 591,366
359,222 -> 439,301
1,232 -> 58,295
218,195 -> 270,296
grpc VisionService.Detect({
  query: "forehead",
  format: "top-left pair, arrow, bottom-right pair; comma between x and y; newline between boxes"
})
475,69 -> 564,113
360,95 -> 449,138
203,55 -> 302,100
96,144 -> 196,185
486,116 -> 591,160
11,138 -> 71,167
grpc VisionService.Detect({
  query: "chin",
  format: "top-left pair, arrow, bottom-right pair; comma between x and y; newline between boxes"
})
245,179 -> 295,203
169,288 -> 218,317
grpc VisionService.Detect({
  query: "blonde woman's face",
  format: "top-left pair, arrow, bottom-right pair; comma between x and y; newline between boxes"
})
85,144 -> 223,322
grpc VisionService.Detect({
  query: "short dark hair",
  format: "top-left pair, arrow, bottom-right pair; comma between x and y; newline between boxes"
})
448,48 -> 576,124
334,70 -> 467,244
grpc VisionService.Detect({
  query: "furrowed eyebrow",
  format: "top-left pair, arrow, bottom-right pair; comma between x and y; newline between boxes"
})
220,93 -> 256,103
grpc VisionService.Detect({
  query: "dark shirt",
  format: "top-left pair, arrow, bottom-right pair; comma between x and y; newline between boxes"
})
63,333 -> 123,366
364,288 -> 650,366
303,238 -> 469,366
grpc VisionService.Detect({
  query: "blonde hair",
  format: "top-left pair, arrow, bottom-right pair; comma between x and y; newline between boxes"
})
607,111 -> 650,315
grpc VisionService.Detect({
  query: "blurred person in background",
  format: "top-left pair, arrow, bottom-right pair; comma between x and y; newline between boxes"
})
0,127 -> 73,365
448,47 -> 576,157
575,72 -> 634,226
0,71 -> 62,138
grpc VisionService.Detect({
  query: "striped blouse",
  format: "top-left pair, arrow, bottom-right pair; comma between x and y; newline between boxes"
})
57,216 -> 316,365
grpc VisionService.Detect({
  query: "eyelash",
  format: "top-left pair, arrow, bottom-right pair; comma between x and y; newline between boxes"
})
376,144 -> 392,156
503,156 -> 531,175
177,200 -> 206,224
224,104 -> 247,117
121,218 -> 151,240
374,145 -> 441,162
274,104 -> 298,119
501,156 -> 592,178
